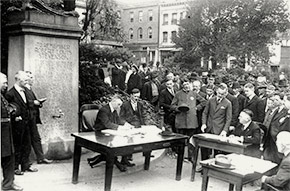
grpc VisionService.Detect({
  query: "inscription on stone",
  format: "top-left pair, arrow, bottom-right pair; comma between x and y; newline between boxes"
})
34,42 -> 72,60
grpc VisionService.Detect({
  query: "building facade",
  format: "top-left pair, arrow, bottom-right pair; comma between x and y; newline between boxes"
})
120,2 -> 160,65
158,1 -> 187,64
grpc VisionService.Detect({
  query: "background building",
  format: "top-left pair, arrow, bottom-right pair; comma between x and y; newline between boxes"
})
158,0 -> 187,64
120,1 -> 160,65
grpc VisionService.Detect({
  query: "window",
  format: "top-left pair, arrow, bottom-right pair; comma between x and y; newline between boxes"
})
171,31 -> 177,42
129,28 -> 133,39
163,32 -> 168,43
148,27 -> 152,39
139,11 -> 143,22
172,13 -> 177,25
130,12 -> 134,22
163,14 -> 168,25
148,10 -> 153,21
180,12 -> 183,21
138,27 -> 143,39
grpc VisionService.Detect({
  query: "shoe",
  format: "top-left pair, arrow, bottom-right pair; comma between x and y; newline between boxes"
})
87,155 -> 99,163
14,169 -> 24,176
37,158 -> 53,164
25,167 -> 38,172
2,183 -> 23,191
114,159 -> 127,172
88,155 -> 105,168
196,167 -> 203,173
121,158 -> 135,167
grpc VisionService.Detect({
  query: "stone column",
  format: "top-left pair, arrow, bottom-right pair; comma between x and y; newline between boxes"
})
6,10 -> 82,159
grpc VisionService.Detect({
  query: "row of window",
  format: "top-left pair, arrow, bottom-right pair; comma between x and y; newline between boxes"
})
130,10 -> 153,23
163,12 -> 186,25
128,27 -> 176,43
163,31 -> 177,43
129,10 -> 186,25
129,27 -> 153,39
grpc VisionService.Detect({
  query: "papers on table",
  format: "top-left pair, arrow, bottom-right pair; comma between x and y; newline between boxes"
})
190,133 -> 243,146
228,154 -> 277,174
101,125 -> 162,137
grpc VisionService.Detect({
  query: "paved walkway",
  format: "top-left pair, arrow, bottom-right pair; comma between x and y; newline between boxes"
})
14,150 -> 260,191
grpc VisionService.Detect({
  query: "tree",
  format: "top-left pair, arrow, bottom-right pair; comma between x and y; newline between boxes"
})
174,0 -> 290,68
80,0 -> 125,42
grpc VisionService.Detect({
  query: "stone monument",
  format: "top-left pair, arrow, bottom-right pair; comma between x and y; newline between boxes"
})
6,1 -> 82,159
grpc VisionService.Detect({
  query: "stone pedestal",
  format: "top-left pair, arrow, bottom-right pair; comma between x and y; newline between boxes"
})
6,10 -> 82,159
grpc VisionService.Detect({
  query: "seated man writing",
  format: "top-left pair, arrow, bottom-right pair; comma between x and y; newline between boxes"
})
229,109 -> 261,158
89,95 -> 134,172
261,131 -> 290,191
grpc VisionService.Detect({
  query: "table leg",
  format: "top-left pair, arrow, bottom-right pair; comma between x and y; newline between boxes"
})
191,145 -> 199,181
201,168 -> 209,191
235,182 -> 243,191
144,151 -> 151,170
105,154 -> 115,191
72,139 -> 81,184
176,143 -> 185,181
229,183 -> 234,191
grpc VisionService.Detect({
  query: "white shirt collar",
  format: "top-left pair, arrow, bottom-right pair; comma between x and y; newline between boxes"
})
108,102 -> 114,113
248,93 -> 255,100
14,84 -> 25,93
243,121 -> 251,130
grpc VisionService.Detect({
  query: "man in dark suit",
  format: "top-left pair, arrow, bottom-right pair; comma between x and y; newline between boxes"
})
192,80 -> 207,133
159,79 -> 176,132
201,83 -> 232,160
120,88 -> 145,166
263,93 -> 290,164
1,72 -> 23,191
25,71 -> 52,165
226,90 -> 239,128
5,71 -> 38,175
202,83 -> 232,136
142,71 -> 161,108
261,131 -> 290,191
120,88 -> 145,128
243,83 -> 265,123
92,95 -> 134,172
229,109 -> 261,158
232,82 -> 247,115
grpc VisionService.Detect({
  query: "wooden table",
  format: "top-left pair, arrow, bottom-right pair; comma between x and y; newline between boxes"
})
200,153 -> 277,191
71,131 -> 188,191
191,133 -> 254,181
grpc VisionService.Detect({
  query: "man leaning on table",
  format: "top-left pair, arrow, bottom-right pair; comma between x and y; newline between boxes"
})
260,131 -> 290,191
201,83 -> 232,160
89,95 -> 134,172
229,109 -> 261,158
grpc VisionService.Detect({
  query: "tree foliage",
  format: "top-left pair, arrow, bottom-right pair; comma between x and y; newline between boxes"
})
81,0 -> 125,42
79,43 -> 133,105
174,0 -> 290,67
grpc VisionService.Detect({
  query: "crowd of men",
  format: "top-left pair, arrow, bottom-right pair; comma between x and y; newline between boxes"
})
98,63 -> 290,190
1,71 -> 52,191
2,65 -> 290,190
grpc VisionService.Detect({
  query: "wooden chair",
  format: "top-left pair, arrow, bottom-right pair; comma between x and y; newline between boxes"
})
79,104 -> 100,132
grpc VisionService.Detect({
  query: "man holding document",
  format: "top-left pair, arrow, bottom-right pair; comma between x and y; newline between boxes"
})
91,95 -> 134,172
